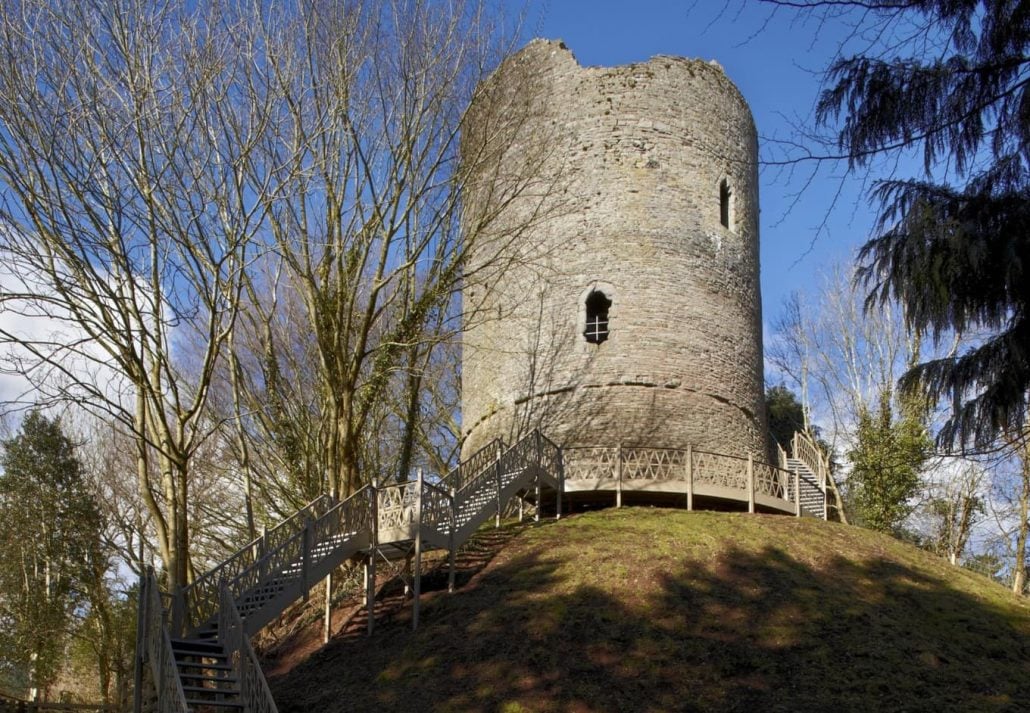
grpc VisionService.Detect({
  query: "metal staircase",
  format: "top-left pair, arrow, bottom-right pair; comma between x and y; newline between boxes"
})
135,428 -> 832,712
780,431 -> 832,520
135,431 -> 563,713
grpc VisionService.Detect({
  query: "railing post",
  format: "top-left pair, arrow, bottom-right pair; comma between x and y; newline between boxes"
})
616,444 -> 623,508
747,455 -> 755,514
448,487 -> 457,594
323,571 -> 333,645
156,602 -> 166,706
794,470 -> 801,518
495,442 -> 503,529
686,444 -> 694,511
412,469 -> 423,630
556,445 -> 564,520
820,456 -> 829,521
364,557 -> 374,635
368,481 -> 377,636
535,473 -> 541,523
823,483 -> 829,521
301,517 -> 312,601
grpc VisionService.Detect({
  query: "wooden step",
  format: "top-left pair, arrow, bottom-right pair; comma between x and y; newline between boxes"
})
177,660 -> 234,673
183,698 -> 243,710
171,638 -> 225,656
183,684 -> 239,696
180,672 -> 237,685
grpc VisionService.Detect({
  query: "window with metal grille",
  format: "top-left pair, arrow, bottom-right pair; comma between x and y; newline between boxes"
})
584,290 -> 611,344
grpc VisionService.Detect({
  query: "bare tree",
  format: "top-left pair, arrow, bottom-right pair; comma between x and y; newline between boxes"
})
919,460 -> 987,565
768,262 -> 944,525
210,0 -> 557,501
0,0 -> 556,601
0,1 -> 281,591
986,426 -> 1030,594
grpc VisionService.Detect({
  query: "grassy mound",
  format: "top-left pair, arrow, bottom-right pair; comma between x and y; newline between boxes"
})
270,509 -> 1030,712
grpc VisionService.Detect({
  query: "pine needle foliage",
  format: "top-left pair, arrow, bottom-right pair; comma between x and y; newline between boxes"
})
810,0 -> 1030,449
765,385 -> 807,452
0,411 -> 103,700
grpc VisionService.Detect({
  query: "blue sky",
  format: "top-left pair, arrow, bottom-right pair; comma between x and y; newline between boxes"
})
518,0 -> 891,327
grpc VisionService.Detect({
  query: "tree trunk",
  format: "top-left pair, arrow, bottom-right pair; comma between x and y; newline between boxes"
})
1013,447 -> 1030,595
135,392 -> 171,578
396,344 -> 425,483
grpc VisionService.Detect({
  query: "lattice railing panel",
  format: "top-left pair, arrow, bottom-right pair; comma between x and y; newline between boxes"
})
440,438 -> 504,494
454,463 -> 499,529
141,571 -> 189,713
622,447 -> 688,481
499,433 -> 536,483
313,487 -> 372,545
420,481 -> 454,534
178,493 -> 335,634
536,432 -> 563,480
692,450 -> 748,491
228,526 -> 305,602
753,461 -> 788,499
564,447 -> 617,480
792,432 -> 827,486
377,483 -> 419,531
220,584 -> 278,713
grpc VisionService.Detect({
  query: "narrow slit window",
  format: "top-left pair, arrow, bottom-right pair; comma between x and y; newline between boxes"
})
720,178 -> 733,230
584,290 -> 611,344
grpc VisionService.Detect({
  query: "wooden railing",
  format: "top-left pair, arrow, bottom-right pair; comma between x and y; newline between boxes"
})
438,437 -> 505,494
174,494 -> 336,635
563,445 -> 805,515
139,570 -> 188,713
218,585 -> 278,713
140,429 -> 564,710
789,431 -> 831,520
791,431 -> 827,488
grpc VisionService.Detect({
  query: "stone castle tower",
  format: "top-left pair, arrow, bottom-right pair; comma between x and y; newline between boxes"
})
461,40 -> 768,475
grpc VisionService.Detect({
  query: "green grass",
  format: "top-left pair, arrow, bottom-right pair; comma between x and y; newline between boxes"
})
270,509 -> 1030,712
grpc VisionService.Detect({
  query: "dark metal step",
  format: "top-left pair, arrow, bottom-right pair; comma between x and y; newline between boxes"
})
183,684 -> 239,696
180,671 -> 237,684
177,660 -> 234,673
171,638 -> 224,655
184,698 -> 244,710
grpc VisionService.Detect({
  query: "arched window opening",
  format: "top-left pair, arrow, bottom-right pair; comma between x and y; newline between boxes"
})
719,178 -> 733,230
584,290 -> 611,344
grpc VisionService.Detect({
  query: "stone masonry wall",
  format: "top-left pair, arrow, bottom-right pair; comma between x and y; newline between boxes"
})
461,39 -> 768,462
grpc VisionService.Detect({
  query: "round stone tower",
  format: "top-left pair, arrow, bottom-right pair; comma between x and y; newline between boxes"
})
461,39 -> 768,466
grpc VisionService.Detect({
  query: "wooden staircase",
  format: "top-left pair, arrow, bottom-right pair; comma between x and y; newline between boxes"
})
135,431 -> 563,713
783,431 -> 832,520
170,638 -> 241,711
136,428 -> 831,712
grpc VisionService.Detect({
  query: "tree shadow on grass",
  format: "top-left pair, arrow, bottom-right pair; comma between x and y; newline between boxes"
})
270,527 -> 1030,712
